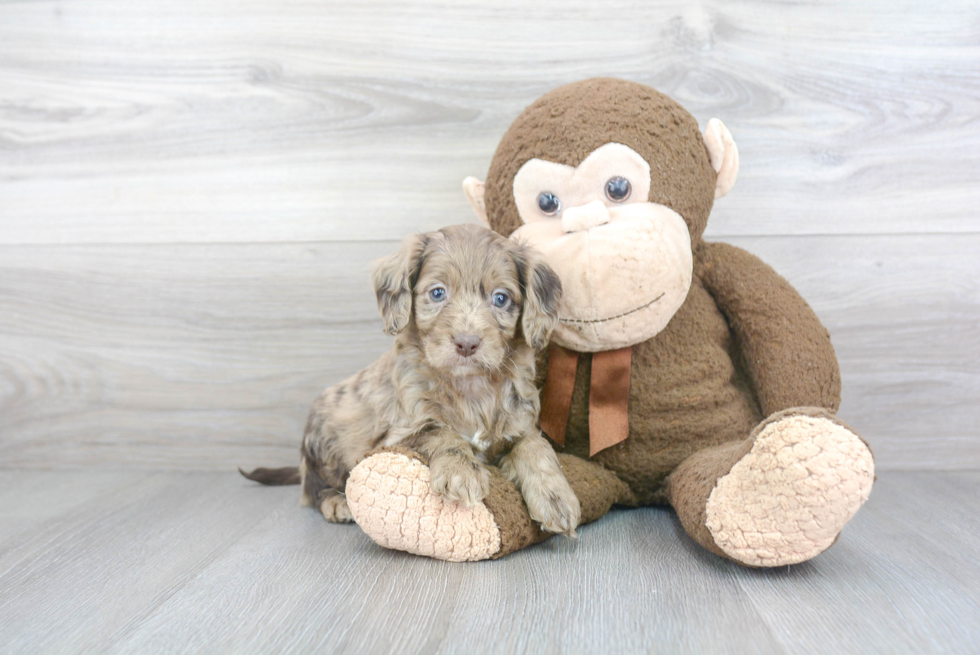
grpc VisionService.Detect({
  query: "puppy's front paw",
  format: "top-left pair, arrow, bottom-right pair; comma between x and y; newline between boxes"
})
320,494 -> 353,523
524,477 -> 581,537
430,456 -> 490,507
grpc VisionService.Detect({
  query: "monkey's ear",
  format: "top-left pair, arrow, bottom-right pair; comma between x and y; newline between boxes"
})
516,246 -> 563,351
462,177 -> 490,227
371,233 -> 427,335
703,118 -> 739,199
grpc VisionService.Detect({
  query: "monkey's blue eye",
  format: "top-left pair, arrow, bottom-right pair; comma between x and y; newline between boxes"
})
537,192 -> 561,216
605,176 -> 631,202
429,287 -> 446,302
492,291 -> 510,308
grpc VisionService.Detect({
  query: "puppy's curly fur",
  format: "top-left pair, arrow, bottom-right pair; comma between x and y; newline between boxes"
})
242,224 -> 581,536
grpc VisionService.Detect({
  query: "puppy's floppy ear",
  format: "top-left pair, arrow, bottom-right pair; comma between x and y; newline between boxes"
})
372,233 -> 427,335
514,242 -> 563,350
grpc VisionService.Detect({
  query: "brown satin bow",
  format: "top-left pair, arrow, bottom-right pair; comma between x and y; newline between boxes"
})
539,344 -> 632,456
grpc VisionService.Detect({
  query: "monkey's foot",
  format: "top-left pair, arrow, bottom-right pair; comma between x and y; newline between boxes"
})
346,447 -> 514,562
705,410 -> 875,567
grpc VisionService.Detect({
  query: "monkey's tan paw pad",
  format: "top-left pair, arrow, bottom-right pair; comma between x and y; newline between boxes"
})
346,451 -> 501,562
705,415 -> 874,567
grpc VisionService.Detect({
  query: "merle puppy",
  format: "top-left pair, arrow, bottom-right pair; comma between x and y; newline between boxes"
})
241,224 -> 581,536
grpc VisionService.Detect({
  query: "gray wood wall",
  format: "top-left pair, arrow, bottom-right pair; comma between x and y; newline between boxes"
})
1,0 -> 977,471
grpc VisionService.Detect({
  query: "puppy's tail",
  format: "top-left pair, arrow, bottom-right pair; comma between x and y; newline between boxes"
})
239,466 -> 301,486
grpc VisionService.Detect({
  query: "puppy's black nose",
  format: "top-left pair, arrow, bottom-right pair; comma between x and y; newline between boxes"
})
453,334 -> 481,357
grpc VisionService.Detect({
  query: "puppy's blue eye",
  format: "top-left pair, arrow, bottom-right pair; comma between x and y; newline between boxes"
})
429,287 -> 446,302
492,292 -> 509,308
537,192 -> 561,216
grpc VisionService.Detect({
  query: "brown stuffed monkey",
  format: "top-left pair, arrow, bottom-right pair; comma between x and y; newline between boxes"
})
345,78 -> 875,567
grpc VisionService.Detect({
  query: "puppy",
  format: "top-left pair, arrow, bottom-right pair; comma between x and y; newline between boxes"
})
241,224 -> 581,536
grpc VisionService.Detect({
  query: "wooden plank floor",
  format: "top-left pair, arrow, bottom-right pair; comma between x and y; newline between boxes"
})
0,469 -> 976,654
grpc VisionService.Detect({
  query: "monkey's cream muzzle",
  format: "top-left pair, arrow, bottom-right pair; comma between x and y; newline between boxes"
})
512,202 -> 691,352
508,143 -> 692,352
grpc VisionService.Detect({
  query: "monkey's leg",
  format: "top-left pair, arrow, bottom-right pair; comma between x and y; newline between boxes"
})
345,447 -> 630,561
666,407 -> 875,567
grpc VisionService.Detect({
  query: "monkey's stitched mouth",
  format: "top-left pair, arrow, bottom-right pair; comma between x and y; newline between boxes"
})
558,292 -> 665,324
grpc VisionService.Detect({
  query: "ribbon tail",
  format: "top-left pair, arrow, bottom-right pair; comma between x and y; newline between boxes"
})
539,345 -> 579,446
588,347 -> 632,456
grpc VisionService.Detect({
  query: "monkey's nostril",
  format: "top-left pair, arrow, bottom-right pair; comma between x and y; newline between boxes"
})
453,334 -> 482,357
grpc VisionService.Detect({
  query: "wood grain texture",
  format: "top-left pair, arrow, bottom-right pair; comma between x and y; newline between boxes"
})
0,471 -> 288,654
0,469 -> 145,550
0,470 -> 976,654
0,0 -> 978,243
0,241 -> 392,469
1,0 -> 977,470
1,235 -> 977,470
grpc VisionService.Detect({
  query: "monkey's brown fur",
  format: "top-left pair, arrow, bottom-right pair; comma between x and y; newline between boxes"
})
485,79 -> 717,243
243,224 -> 581,535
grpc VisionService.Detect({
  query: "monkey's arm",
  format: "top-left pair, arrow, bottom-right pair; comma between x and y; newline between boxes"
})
696,241 -> 841,415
